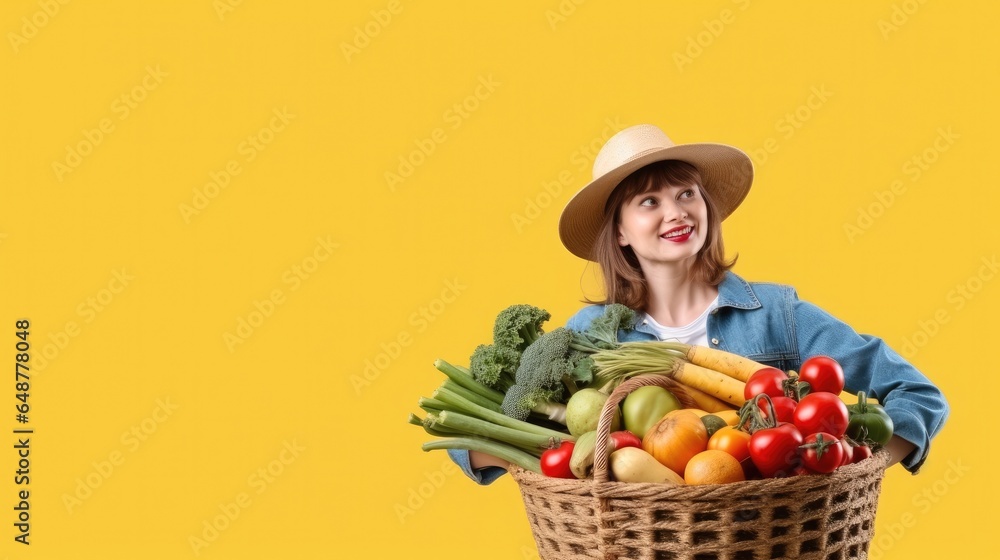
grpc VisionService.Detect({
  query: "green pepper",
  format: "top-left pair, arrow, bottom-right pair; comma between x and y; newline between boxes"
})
621,385 -> 682,440
846,391 -> 894,447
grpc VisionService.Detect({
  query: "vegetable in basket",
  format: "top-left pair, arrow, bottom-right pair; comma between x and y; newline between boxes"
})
647,341 -> 786,383
793,392 -> 849,439
745,394 -> 805,478
410,358 -> 572,474
846,391 -> 894,447
569,430 -> 641,479
499,304 -> 640,422
799,433 -> 844,474
621,385 -> 682,439
500,327 -> 592,424
592,342 -> 749,406
539,441 -> 576,479
469,304 -> 551,393
797,355 -> 846,395
412,303 -> 640,476
564,388 -> 620,436
609,446 -> 684,484
642,409 -> 709,475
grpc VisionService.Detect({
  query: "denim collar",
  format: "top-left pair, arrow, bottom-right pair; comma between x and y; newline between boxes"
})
716,271 -> 762,310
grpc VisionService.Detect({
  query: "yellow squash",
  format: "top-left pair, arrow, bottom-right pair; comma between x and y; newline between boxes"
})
609,447 -> 685,484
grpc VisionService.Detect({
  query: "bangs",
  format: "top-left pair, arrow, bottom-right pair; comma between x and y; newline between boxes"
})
605,160 -> 704,216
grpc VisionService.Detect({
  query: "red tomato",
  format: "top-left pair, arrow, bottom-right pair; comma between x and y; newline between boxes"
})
793,392 -> 849,439
759,395 -> 797,424
744,368 -> 789,400
610,430 -> 642,450
851,444 -> 873,464
799,433 -> 844,474
798,356 -> 845,395
748,422 -> 803,478
839,439 -> 854,467
540,441 -> 576,479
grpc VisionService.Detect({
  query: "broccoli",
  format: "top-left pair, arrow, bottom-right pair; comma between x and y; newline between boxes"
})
501,328 -> 592,422
468,343 -> 520,391
498,303 -> 636,420
491,304 -> 550,351
470,304 -> 551,391
493,303 -> 639,422
500,383 -> 566,424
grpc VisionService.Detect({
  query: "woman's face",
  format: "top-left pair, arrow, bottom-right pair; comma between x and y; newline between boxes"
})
616,181 -> 709,269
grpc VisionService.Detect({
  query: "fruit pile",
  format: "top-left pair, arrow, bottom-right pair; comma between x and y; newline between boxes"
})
545,356 -> 893,485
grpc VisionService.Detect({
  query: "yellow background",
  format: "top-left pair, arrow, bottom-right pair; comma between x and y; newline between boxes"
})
1,0 -> 995,558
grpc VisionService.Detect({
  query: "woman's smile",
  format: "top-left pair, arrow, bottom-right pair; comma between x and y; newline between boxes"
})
661,225 -> 694,242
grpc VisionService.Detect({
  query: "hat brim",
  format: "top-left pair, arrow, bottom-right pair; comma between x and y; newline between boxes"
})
558,143 -> 754,261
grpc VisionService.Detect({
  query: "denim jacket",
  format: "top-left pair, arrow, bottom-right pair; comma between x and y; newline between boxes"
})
450,271 -> 949,483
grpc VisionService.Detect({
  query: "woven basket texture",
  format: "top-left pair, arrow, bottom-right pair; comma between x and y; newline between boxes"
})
510,376 -> 890,560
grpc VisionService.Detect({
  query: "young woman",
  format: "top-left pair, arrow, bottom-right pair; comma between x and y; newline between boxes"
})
451,124 -> 948,484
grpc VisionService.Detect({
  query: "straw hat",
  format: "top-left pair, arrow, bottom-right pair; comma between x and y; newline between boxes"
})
558,124 -> 754,261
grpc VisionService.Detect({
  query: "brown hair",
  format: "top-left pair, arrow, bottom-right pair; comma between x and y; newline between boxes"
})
585,160 -> 736,310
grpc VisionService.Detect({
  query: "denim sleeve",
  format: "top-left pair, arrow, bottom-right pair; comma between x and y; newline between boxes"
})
791,296 -> 949,474
447,449 -> 509,485
565,305 -> 602,333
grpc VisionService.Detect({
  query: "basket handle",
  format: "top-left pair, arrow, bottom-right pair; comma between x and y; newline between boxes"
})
592,374 -> 694,483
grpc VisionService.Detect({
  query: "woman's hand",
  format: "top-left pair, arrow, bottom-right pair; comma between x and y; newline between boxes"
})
469,450 -> 510,471
884,435 -> 917,468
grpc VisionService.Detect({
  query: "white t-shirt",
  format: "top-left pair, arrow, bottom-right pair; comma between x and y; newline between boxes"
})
639,296 -> 720,347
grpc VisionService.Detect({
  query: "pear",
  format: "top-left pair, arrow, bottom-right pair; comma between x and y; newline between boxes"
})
565,388 -> 620,437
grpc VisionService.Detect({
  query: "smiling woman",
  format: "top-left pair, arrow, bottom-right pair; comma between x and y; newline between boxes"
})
452,123 -> 950,484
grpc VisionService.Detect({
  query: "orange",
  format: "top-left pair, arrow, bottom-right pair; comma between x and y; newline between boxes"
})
708,427 -> 752,463
683,450 -> 746,485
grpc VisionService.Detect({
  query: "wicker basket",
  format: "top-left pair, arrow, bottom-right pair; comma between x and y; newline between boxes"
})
509,375 -> 890,560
